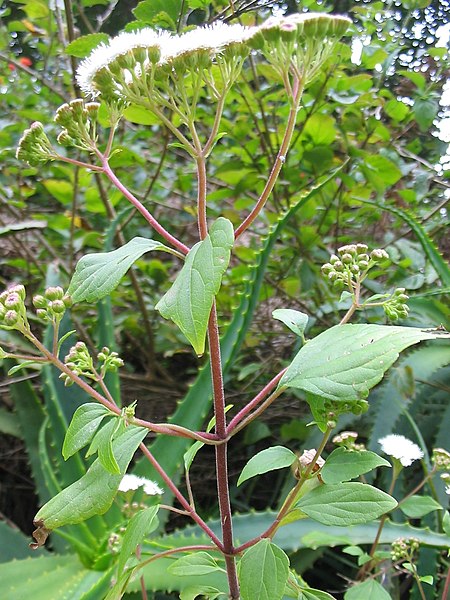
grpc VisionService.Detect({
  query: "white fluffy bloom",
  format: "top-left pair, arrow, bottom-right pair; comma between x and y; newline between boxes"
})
118,473 -> 163,495
76,28 -> 172,97
378,434 -> 424,467
164,22 -> 255,60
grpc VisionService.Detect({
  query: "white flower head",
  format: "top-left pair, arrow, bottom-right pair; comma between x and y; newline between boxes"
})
378,434 -> 424,467
167,22 -> 254,58
76,28 -> 173,99
118,474 -> 163,496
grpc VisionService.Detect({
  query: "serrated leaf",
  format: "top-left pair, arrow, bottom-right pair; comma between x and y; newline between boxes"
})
279,324 -> 448,402
240,539 -> 289,600
168,552 -> 224,576
33,426 -> 147,532
62,402 -> 111,460
66,33 -> 109,58
180,586 -> 223,600
344,579 -> 392,599
297,483 -> 397,526
272,309 -> 309,337
117,505 -> 159,574
237,446 -> 297,486
68,237 -> 173,303
156,218 -> 234,356
400,495 -> 442,518
321,448 -> 391,484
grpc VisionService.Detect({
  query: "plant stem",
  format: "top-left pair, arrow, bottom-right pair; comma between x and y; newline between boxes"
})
196,154 -> 208,239
101,159 -> 189,254
442,563 -> 450,600
207,304 -> 240,598
234,79 -> 304,239
226,368 -> 286,435
138,443 -> 225,552
235,423 -> 334,553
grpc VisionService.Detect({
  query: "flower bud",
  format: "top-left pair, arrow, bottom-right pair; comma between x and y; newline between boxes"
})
33,294 -> 47,308
370,248 -> 389,261
45,286 -> 64,301
9,284 -> 26,300
321,263 -> 333,274
432,448 -> 450,470
36,309 -> 48,320
341,253 -> 353,264
49,299 -> 65,314
5,293 -> 22,309
356,244 -> 368,254
4,310 -> 19,326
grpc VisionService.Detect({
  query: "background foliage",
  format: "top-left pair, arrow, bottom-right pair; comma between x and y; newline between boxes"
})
0,0 -> 449,598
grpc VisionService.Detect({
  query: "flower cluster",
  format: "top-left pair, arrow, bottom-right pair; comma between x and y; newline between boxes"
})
383,287 -> 409,320
378,434 -> 424,467
321,243 -> 388,290
332,430 -> 365,450
0,285 -> 29,331
75,13 -> 351,106
440,473 -> 450,495
391,537 -> 419,561
97,346 -> 124,376
54,99 -> 101,151
33,286 -> 72,322
16,122 -> 57,167
432,447 -> 450,471
61,341 -> 95,385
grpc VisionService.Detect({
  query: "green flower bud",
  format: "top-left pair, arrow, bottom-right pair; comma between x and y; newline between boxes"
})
341,253 -> 353,264
338,244 -> 357,256
33,294 -> 47,308
9,284 -> 26,301
370,248 -> 389,261
5,293 -> 22,309
321,263 -> 333,274
36,309 -> 48,320
62,295 -> 73,308
4,310 -> 19,327
333,260 -> 344,271
432,448 -> 450,470
54,103 -> 73,127
57,131 -> 76,147
350,264 -> 360,274
358,260 -> 369,269
329,254 -> 340,264
356,244 -> 368,254
49,299 -> 65,314
45,286 -> 64,301
357,254 -> 369,263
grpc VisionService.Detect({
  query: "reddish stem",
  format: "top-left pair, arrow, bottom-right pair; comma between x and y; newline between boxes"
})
226,368 -> 287,435
101,159 -> 189,255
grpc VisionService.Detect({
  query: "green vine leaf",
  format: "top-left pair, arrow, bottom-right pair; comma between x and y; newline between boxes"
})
68,237 -> 174,303
237,446 -> 297,486
279,324 -> 449,402
239,539 -> 289,600
297,482 -> 397,526
156,218 -> 234,356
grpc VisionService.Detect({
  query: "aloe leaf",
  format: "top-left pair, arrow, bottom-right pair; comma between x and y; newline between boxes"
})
68,237 -> 174,303
156,217 -> 234,356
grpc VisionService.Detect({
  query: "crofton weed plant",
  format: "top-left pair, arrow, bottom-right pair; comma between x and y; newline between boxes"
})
3,12 -> 449,600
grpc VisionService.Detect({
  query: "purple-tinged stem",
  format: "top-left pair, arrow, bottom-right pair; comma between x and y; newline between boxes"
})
226,368 -> 287,435
101,159 -> 190,255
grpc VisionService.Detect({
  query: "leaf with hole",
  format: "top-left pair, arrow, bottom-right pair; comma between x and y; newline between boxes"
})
156,218 -> 234,356
272,309 -> 309,338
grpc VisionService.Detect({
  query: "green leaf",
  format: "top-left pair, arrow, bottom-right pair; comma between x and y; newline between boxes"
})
321,448 -> 391,484
62,403 -> 110,460
400,495 -> 442,518
297,483 -> 397,526
272,309 -> 309,337
86,418 -> 122,474
298,589 -> 337,600
168,552 -> 224,576
156,218 -> 234,356
279,324 -> 448,402
237,446 -> 297,486
414,97 -> 439,131
443,511 -> 450,536
0,407 -> 22,438
239,539 -> 289,600
7,360 -> 41,375
180,586 -> 223,600
65,33 -> 109,58
123,105 -> 160,125
133,0 -> 182,28
344,579 -> 392,599
304,114 -> 336,145
117,505 -> 159,574
34,426 -> 147,532
68,237 -> 173,303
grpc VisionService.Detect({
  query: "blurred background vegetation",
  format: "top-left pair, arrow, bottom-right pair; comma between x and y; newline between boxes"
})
0,0 -> 449,597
